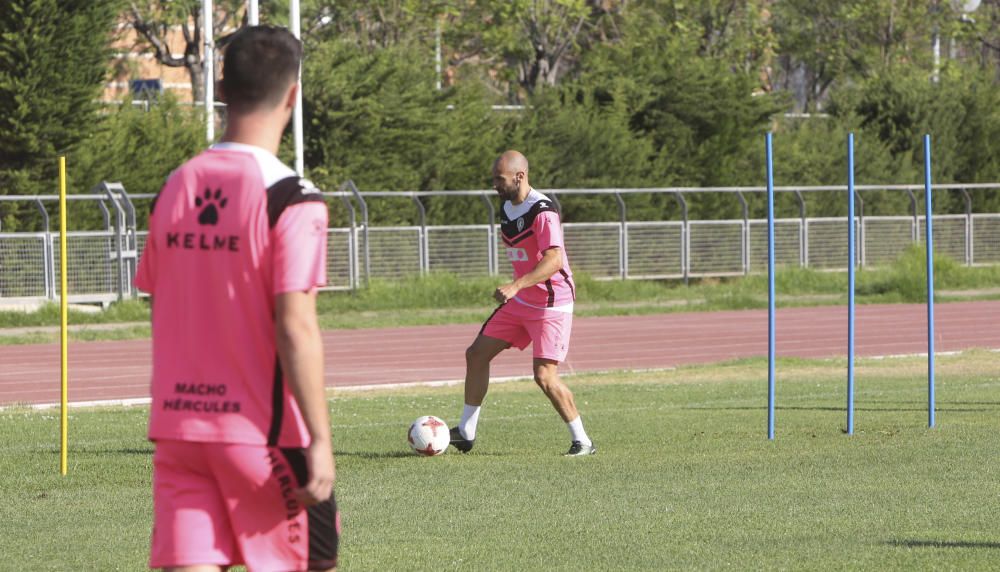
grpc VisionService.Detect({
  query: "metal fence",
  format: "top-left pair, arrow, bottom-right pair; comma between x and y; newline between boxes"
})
2,182 -> 1000,305
0,182 -> 136,305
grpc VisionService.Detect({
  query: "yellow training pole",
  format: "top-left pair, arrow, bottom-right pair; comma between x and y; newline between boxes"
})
59,156 -> 68,476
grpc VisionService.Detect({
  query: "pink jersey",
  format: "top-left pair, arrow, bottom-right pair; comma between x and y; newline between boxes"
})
500,189 -> 575,308
135,142 -> 328,447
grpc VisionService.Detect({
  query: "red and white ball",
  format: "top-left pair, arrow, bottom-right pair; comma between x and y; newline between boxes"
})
407,415 -> 449,456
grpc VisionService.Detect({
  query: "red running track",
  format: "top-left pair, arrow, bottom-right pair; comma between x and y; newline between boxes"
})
2,301 -> 999,406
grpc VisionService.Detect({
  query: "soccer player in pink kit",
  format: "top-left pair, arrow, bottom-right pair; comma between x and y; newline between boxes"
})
134,27 -> 339,571
450,150 -> 596,456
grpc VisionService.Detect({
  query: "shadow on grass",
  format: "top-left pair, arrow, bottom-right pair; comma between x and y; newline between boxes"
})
336,450 -> 505,459
336,450 -> 421,459
887,539 -> 1000,549
45,448 -> 505,459
682,405 -> 996,413
43,447 -> 153,456
864,399 -> 1000,407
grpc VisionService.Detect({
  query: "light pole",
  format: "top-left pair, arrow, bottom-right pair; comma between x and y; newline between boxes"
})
204,0 -> 214,141
935,0 -> 982,82
290,0 -> 304,175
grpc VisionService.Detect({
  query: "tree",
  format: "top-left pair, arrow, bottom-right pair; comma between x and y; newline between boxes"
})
508,87 -> 662,222
75,93 -> 205,199
772,0 -> 936,111
301,37 -> 508,224
508,0 -> 591,91
0,0 -> 120,228
580,4 -> 784,185
127,0 -> 245,103
307,0 -> 433,51
445,0 -> 625,99
308,1 -> 626,100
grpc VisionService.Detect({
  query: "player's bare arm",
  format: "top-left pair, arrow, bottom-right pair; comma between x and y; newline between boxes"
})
494,247 -> 563,303
275,290 -> 335,506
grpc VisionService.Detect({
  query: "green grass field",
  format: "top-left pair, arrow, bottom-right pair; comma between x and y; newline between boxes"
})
3,351 -> 1000,570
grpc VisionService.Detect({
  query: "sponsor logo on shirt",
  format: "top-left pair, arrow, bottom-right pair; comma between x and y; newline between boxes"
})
161,382 -> 242,413
165,188 -> 241,252
506,247 -> 529,261
166,232 -> 239,252
300,179 -> 321,195
196,188 -> 227,226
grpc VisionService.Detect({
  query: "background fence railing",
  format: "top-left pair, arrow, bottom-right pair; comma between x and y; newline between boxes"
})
2,183 -> 1000,305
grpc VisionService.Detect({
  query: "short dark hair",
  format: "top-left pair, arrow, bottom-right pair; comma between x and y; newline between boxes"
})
221,25 -> 302,112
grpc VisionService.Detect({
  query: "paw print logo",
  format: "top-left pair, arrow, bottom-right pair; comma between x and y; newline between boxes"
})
196,188 -> 227,226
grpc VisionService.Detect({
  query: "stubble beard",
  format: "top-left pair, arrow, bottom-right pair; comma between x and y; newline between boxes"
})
497,185 -> 517,202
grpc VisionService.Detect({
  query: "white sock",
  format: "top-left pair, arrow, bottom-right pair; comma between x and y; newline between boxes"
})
567,416 -> 592,446
459,404 -> 481,440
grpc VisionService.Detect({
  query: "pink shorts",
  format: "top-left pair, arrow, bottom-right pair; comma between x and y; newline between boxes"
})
150,439 -> 340,571
480,301 -> 573,362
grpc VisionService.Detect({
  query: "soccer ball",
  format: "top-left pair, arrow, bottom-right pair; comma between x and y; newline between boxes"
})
408,415 -> 450,456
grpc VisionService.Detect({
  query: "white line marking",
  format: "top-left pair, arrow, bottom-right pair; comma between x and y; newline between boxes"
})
5,348 -> 997,411
17,397 -> 153,411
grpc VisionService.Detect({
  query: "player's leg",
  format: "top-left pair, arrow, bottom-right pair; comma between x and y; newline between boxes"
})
151,441 -> 238,571
532,358 -> 578,422
207,444 -> 340,572
463,334 -> 510,406
528,311 -> 595,455
451,334 -> 509,451
532,358 -> 595,456
452,304 -> 531,451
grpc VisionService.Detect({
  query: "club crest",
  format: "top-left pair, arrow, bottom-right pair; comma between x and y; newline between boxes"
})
516,217 -> 525,232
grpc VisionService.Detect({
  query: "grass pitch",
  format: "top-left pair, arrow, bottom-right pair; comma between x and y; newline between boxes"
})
2,351 -> 1000,570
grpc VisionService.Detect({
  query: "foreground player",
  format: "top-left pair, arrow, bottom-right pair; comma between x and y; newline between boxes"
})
135,26 -> 339,571
450,150 -> 596,456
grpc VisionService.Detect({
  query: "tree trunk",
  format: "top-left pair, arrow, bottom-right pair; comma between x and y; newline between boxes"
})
187,59 -> 204,104
129,2 -> 210,105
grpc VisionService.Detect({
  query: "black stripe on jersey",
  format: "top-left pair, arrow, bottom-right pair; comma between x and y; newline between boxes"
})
279,448 -> 340,569
281,446 -> 308,485
267,358 -> 284,446
501,230 -> 534,246
266,176 -> 326,229
545,279 -> 555,307
499,200 -> 558,241
560,269 -> 576,300
479,304 -> 505,336
306,491 -> 339,568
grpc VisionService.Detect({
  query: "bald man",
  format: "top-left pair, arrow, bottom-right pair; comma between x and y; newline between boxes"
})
450,150 -> 596,456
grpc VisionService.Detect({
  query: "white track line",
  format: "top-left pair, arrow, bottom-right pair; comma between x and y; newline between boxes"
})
8,348 -> 998,412
13,375 -> 527,411
15,397 -> 154,410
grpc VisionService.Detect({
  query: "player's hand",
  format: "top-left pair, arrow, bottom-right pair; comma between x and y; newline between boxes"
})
494,282 -> 520,304
295,439 -> 335,507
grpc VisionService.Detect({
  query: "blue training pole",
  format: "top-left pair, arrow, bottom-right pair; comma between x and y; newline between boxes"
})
846,134 -> 856,435
766,133 -> 776,440
924,135 -> 936,428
